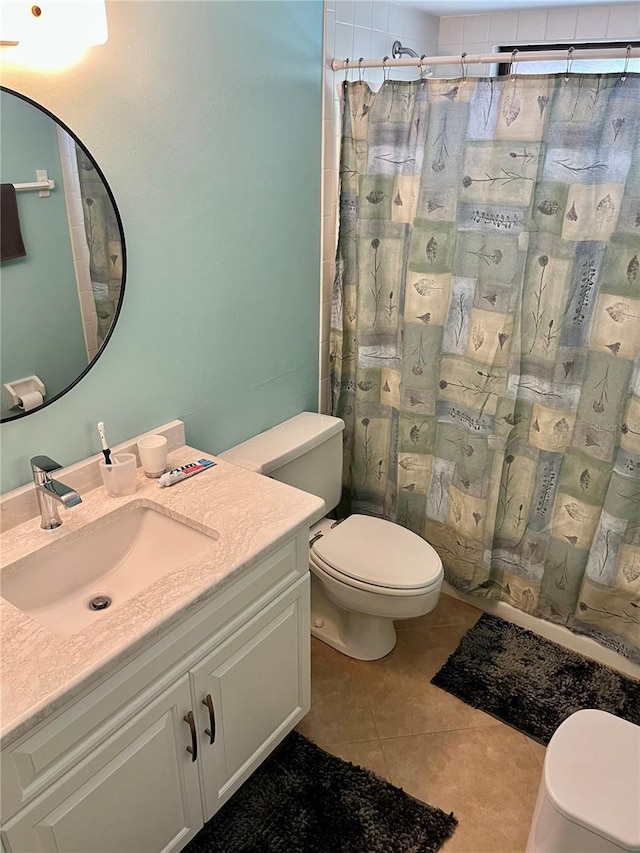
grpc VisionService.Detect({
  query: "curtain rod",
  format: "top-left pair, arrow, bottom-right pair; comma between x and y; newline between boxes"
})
331,45 -> 637,71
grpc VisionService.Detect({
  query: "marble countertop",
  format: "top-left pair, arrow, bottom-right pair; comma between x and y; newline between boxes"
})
0,445 -> 324,748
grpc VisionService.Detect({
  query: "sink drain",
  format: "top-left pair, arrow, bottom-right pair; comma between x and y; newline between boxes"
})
88,594 -> 112,611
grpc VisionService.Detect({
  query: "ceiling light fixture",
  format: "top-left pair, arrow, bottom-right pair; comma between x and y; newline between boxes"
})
1,1 -> 108,70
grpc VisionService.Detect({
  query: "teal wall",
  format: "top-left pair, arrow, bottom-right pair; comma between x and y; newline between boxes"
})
0,91 -> 87,420
0,0 -> 323,492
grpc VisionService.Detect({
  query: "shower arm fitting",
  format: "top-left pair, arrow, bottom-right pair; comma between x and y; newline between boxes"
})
392,40 -> 419,59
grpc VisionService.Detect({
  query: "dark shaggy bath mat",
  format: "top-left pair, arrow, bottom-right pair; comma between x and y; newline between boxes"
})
431,613 -> 640,745
185,731 -> 457,853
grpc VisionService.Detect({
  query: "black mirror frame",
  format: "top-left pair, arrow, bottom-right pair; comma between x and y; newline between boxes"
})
0,85 -> 127,424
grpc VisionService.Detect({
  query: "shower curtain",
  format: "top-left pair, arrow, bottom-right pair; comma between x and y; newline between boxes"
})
330,73 -> 640,662
75,144 -> 123,348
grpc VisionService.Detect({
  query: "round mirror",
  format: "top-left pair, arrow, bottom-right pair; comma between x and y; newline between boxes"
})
0,86 -> 126,422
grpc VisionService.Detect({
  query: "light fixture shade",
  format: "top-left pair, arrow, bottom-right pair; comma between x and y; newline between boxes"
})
1,0 -> 108,69
4,0 -> 107,45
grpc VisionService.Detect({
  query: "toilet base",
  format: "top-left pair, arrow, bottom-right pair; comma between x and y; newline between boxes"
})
526,710 -> 640,853
310,574 -> 397,660
526,788 -> 624,853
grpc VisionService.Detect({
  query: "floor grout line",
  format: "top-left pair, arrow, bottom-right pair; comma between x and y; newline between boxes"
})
374,720 -> 515,743
303,598 -> 541,852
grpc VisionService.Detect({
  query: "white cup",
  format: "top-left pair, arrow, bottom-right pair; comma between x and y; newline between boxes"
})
99,453 -> 138,497
137,435 -> 168,478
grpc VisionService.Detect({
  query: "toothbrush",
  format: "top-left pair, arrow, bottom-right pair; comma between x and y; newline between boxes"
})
97,421 -> 112,465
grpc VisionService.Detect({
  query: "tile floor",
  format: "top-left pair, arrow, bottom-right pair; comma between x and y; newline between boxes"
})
296,594 -> 546,853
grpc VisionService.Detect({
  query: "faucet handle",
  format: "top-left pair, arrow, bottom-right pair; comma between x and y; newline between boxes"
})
30,455 -> 62,474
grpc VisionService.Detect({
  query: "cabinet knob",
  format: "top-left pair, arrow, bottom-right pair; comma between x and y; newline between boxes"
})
202,694 -> 216,744
183,711 -> 198,762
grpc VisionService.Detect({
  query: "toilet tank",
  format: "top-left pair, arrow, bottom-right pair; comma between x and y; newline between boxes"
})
218,413 -> 345,522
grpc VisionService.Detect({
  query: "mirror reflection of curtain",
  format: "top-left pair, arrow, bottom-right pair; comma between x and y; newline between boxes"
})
75,144 -> 123,348
331,74 -> 640,664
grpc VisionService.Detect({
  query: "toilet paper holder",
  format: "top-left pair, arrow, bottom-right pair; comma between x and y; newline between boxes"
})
3,375 -> 46,411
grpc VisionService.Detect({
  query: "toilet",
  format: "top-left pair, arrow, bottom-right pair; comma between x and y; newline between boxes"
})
219,412 -> 443,660
526,709 -> 640,853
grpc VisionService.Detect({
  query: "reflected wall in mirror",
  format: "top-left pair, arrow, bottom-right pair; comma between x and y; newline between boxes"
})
0,87 -> 126,422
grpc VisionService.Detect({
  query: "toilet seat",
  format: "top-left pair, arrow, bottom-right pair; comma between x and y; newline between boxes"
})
311,514 -> 443,594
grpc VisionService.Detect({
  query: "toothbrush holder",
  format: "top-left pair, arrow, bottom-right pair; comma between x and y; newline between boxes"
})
99,453 -> 138,497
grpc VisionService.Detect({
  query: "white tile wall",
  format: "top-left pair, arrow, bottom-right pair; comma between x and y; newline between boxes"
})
516,8 -> 549,40
545,7 -> 578,41
436,3 -> 640,76
608,1 -> 640,33
320,1 -> 640,413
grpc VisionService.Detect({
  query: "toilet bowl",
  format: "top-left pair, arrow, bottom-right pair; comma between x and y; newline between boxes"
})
526,709 -> 640,853
308,514 -> 443,659
218,412 -> 444,660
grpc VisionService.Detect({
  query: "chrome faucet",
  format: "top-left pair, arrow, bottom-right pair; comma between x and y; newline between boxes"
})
30,456 -> 82,530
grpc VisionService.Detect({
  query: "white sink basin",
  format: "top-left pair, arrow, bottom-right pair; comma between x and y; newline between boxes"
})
1,506 -> 217,636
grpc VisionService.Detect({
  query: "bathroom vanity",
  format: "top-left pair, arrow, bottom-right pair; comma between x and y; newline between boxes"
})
0,431 -> 323,853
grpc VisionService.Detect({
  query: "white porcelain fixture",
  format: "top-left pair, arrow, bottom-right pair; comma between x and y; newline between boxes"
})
1,505 -> 217,636
219,412 -> 443,660
526,709 -> 640,853
1,523 -> 313,853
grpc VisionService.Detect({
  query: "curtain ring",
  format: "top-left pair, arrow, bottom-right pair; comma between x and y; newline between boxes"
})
510,48 -> 519,81
564,46 -> 575,82
382,55 -> 390,81
343,57 -> 350,82
460,51 -> 468,84
419,54 -> 431,79
358,57 -> 364,82
621,43 -> 632,82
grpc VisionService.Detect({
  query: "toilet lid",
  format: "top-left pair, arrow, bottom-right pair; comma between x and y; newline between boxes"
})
545,709 -> 640,851
312,514 -> 442,590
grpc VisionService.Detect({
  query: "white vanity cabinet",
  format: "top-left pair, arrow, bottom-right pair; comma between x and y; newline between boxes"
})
1,535 -> 311,853
1,675 -> 203,853
192,580 -> 309,820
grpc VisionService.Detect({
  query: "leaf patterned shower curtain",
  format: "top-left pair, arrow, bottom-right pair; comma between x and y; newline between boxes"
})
330,74 -> 640,662
75,144 -> 123,349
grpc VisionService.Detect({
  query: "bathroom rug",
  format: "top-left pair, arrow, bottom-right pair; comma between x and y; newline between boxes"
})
431,613 -> 640,745
184,731 -> 457,853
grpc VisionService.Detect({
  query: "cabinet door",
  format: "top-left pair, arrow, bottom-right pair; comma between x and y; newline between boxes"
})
2,675 -> 203,853
193,575 -> 310,820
